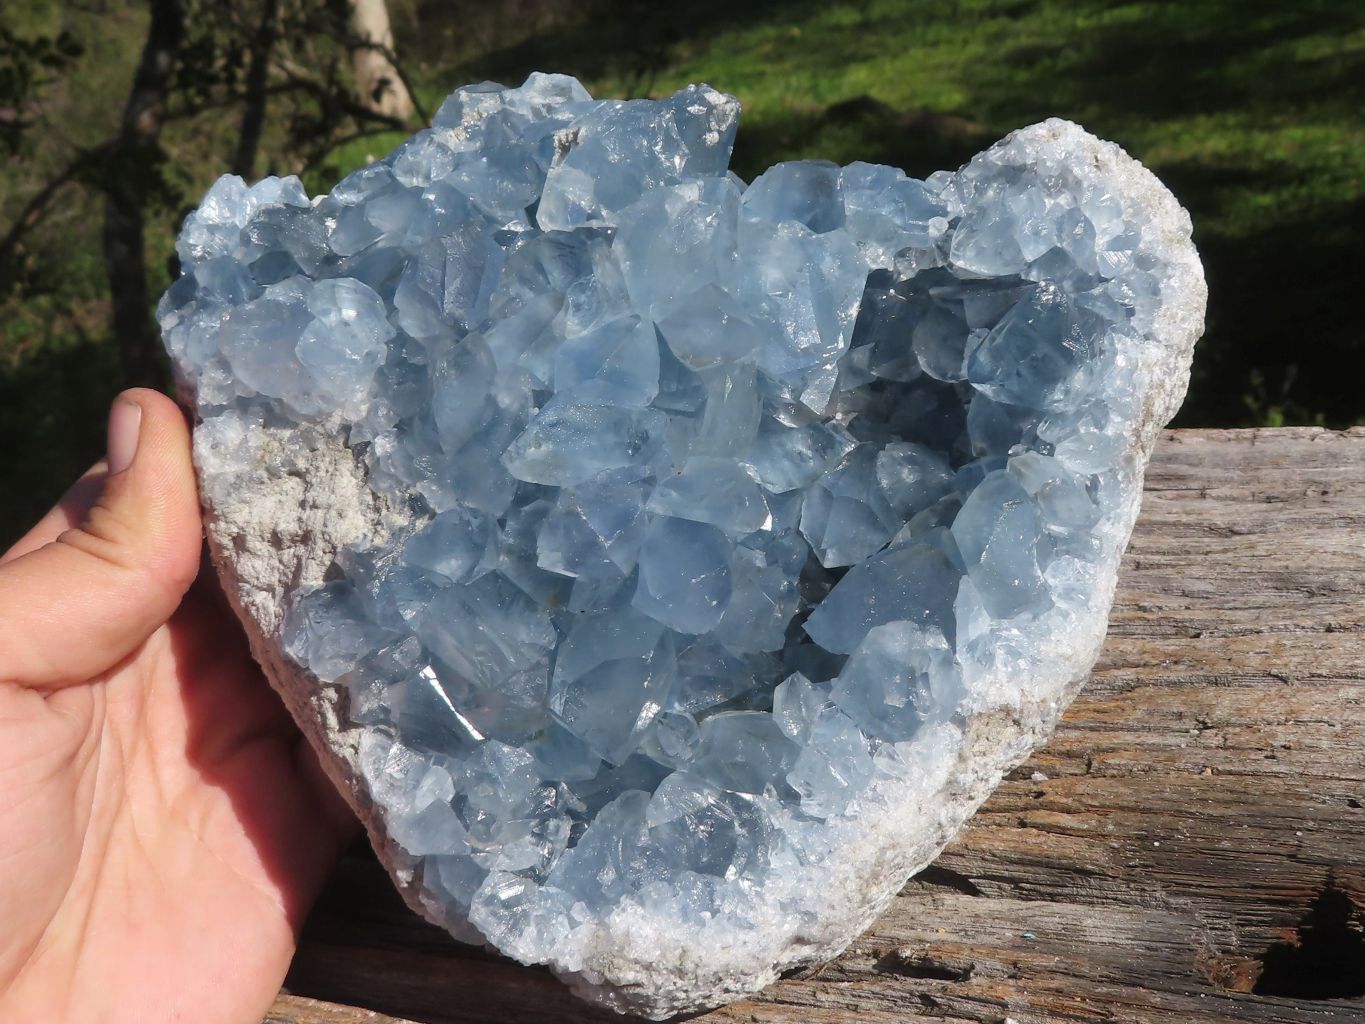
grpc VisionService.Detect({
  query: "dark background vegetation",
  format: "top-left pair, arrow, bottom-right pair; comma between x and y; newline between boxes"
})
3,0 -> 1363,545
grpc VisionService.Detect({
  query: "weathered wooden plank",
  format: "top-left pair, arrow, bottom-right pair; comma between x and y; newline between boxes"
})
265,993 -> 420,1024
268,427 -> 1365,1024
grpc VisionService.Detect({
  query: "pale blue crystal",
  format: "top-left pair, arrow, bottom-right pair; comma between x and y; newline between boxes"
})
167,71 -> 1175,972
690,710 -> 799,795
496,498 -> 573,607
642,772 -> 773,877
361,739 -> 474,859
669,638 -> 781,714
847,272 -> 921,382
950,470 -> 1052,618
711,528 -> 805,654
655,283 -> 774,370
415,574 -> 556,739
965,281 -> 1101,410
737,218 -> 866,393
633,516 -> 733,635
638,709 -> 700,770
404,505 -> 500,585
647,457 -> 770,535
744,408 -> 856,493
804,529 -> 963,653
502,383 -> 666,486
552,315 -> 660,405
614,177 -> 741,321
284,579 -> 398,683
742,160 -> 844,233
691,363 -> 762,458
217,281 -> 323,415
839,161 -> 950,268
800,445 -> 881,566
549,607 -> 676,765
830,622 -> 958,740
877,442 -> 957,519
773,673 -> 875,817
911,297 -> 971,383
537,467 -> 648,580
537,85 -> 739,232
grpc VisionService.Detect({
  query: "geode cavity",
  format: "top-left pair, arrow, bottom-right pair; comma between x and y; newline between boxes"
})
160,74 -> 1205,1018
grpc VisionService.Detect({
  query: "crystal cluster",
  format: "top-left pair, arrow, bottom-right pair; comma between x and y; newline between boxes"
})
162,73 -> 1202,1016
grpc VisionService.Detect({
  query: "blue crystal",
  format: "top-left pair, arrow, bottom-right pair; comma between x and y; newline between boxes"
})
616,177 -> 742,322
950,470 -> 1052,618
632,515 -> 733,634
502,382 -> 667,486
742,160 -> 844,233
647,457 -> 770,535
404,505 -> 500,584
690,710 -> 799,795
638,709 -> 700,770
711,528 -> 805,654
803,529 -> 963,653
669,638 -> 781,714
965,281 -> 1102,411
413,579 -> 556,743
549,607 -> 676,765
656,283 -> 774,370
691,363 -> 762,458
166,73 -> 1185,975
799,441 -> 952,568
642,771 -> 773,878
744,407 -> 855,492
830,623 -> 958,741
552,315 -> 660,405
774,673 -> 875,817
537,85 -> 739,231
839,161 -> 950,268
537,466 -> 648,581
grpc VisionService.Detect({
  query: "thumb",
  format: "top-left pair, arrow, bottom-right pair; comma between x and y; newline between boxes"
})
0,389 -> 203,690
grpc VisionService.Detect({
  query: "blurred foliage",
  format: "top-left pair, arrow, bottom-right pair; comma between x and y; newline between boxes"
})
2,0 -> 1363,547
0,23 -> 82,154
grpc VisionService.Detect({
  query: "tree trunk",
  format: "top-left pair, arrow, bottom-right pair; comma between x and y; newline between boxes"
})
102,0 -> 184,387
231,0 -> 280,180
348,0 -> 414,122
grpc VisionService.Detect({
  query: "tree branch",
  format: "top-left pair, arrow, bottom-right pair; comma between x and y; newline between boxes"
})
0,144 -> 112,285
266,57 -> 407,131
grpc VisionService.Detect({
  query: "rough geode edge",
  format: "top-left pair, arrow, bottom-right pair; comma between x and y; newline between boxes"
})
191,118 -> 1205,1019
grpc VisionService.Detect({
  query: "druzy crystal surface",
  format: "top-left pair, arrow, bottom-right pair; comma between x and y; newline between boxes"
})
163,73 -> 1204,1017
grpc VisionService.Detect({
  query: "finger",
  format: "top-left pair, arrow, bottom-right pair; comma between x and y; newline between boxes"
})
1,463 -> 109,565
0,389 -> 203,690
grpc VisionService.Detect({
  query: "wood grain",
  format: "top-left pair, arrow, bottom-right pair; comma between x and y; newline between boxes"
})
266,427 -> 1365,1024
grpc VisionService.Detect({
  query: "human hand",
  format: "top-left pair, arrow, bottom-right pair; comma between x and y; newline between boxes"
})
0,389 -> 356,1024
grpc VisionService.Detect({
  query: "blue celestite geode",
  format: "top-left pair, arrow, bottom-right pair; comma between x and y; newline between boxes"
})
161,74 -> 1205,1017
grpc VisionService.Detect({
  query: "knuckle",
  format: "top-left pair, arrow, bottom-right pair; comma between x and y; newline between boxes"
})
58,493 -> 197,600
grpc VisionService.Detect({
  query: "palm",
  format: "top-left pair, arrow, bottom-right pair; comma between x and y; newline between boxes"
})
0,572 -> 352,1023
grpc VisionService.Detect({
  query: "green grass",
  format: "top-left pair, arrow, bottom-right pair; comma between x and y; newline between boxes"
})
2,0 -> 1363,547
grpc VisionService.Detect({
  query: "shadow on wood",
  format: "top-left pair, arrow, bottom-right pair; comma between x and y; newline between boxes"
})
1254,877 -> 1365,1001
